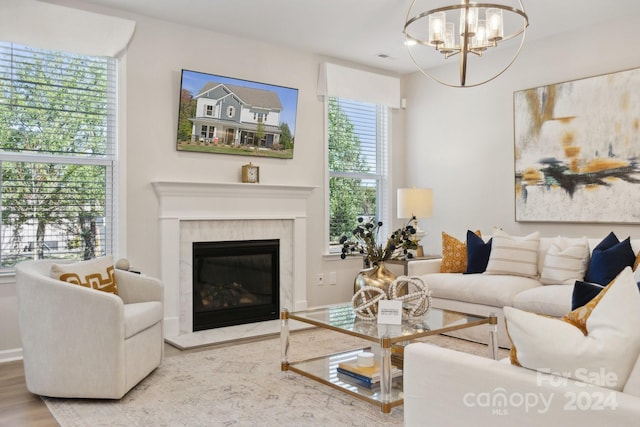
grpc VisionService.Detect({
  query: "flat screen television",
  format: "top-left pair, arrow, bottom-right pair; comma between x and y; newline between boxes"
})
176,69 -> 298,159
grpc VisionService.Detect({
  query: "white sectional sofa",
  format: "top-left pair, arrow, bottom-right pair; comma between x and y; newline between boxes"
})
402,232 -> 640,425
403,343 -> 640,426
407,235 -> 640,348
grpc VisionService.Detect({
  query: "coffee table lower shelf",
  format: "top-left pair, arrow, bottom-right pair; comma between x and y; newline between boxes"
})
281,348 -> 403,414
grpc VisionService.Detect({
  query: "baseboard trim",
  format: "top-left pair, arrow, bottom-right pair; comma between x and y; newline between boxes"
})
0,347 -> 23,363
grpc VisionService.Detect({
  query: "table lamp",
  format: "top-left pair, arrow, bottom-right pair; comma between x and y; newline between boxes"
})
397,188 -> 433,257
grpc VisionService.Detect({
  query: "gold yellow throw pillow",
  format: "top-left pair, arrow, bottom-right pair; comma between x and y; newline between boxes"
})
440,230 -> 480,273
50,255 -> 118,295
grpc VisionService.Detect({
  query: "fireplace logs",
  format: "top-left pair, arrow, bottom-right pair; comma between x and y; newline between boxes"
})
199,281 -> 260,308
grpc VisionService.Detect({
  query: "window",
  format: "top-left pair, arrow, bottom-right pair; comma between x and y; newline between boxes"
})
205,105 -> 213,116
328,97 -> 389,251
200,125 -> 214,140
0,42 -> 117,270
227,106 -> 235,118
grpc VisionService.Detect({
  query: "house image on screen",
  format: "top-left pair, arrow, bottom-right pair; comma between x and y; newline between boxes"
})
189,82 -> 283,148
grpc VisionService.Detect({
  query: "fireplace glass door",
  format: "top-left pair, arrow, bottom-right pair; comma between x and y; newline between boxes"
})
192,239 -> 279,331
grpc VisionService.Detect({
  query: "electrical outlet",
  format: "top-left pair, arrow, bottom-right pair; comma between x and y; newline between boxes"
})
329,271 -> 337,285
317,273 -> 324,285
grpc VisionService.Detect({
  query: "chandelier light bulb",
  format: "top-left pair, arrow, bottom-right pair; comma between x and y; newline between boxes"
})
486,8 -> 504,41
473,20 -> 488,49
429,12 -> 446,45
459,6 -> 478,37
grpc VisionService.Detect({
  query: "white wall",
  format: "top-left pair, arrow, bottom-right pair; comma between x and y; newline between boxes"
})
122,15 -> 406,308
403,16 -> 640,254
4,3 -> 639,360
0,1 -> 404,358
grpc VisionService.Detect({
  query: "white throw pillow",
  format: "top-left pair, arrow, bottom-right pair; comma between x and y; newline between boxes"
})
505,267 -> 640,391
540,236 -> 590,285
50,255 -> 118,295
485,230 -> 540,278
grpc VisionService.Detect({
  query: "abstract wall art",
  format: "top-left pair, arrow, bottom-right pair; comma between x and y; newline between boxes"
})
514,67 -> 640,223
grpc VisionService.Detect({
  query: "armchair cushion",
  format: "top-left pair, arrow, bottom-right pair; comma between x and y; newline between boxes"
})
50,255 -> 118,295
124,301 -> 163,338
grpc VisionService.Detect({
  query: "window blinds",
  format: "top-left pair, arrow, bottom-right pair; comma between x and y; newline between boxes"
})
0,42 -> 116,269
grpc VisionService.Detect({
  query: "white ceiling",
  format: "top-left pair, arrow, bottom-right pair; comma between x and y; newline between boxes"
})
78,0 -> 640,75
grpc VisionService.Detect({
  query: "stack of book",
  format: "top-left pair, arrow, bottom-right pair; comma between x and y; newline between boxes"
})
336,358 -> 402,390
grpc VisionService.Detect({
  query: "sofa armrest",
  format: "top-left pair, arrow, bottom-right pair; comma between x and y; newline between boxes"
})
115,270 -> 163,304
403,342 -> 640,426
406,258 -> 442,276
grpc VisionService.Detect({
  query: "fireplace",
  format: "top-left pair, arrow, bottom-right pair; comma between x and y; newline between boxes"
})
152,181 -> 315,344
192,239 -> 280,331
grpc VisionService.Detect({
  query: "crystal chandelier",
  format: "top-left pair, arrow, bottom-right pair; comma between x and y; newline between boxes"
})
403,0 -> 529,87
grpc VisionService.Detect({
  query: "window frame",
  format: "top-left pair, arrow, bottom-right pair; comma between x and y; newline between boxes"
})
325,96 -> 391,254
0,42 -> 119,272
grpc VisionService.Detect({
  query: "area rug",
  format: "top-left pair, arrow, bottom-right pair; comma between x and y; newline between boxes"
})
44,329 -> 508,427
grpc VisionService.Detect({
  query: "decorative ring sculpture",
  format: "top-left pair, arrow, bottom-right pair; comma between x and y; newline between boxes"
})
388,276 -> 432,319
351,286 -> 388,320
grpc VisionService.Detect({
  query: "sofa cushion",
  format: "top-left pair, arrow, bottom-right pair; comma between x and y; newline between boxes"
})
540,236 -> 590,285
123,301 -> 163,339
440,230 -> 480,273
485,230 -> 540,278
505,267 -> 640,392
511,285 -> 573,317
585,232 -> 635,285
50,255 -> 118,295
422,272 -> 541,308
465,231 -> 492,274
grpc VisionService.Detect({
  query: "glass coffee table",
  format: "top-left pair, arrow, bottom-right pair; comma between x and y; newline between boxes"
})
281,303 -> 497,413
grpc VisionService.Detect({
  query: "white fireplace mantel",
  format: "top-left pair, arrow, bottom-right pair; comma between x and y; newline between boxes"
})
152,181 -> 317,340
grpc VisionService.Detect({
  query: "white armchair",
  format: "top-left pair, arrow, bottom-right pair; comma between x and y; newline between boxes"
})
16,259 -> 164,399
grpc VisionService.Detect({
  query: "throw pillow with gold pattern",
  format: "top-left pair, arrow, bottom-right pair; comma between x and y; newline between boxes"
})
440,230 -> 481,273
50,255 -> 118,295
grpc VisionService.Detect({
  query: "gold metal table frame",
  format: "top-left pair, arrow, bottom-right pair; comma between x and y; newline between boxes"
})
280,304 -> 498,413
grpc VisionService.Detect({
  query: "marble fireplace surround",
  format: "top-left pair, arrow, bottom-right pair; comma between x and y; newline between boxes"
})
152,181 -> 316,348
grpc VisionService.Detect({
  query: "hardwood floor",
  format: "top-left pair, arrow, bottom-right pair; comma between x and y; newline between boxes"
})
0,359 -> 57,427
0,336 -> 275,427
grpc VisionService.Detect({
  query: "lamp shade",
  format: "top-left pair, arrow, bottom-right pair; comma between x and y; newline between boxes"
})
397,188 -> 433,219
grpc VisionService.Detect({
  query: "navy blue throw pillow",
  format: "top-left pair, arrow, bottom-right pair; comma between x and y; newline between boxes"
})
572,279 -> 640,310
465,230 -> 492,274
571,280 -> 605,310
584,232 -> 635,285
